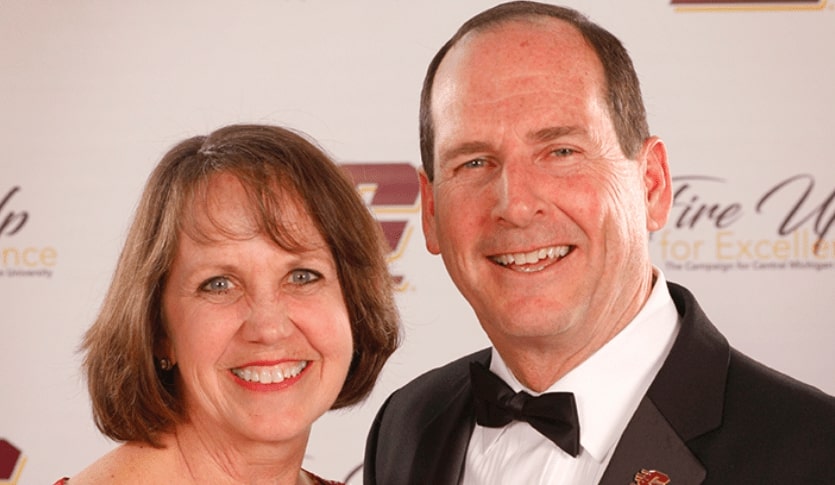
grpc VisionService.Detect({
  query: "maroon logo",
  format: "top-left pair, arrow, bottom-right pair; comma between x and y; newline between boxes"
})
0,439 -> 24,484
340,163 -> 420,287
631,469 -> 671,485
673,0 -> 820,3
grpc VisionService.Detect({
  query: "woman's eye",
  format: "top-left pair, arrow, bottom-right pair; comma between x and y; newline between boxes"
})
288,269 -> 321,285
200,276 -> 234,293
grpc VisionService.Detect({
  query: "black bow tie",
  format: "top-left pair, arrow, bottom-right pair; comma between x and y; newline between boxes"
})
469,361 -> 581,457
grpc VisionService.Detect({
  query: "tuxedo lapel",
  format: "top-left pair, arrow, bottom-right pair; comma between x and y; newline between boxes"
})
600,283 -> 728,485
599,397 -> 705,485
648,283 -> 728,441
406,349 -> 490,485
410,382 -> 475,485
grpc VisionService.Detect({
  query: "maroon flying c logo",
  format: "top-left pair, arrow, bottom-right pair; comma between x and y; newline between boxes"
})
631,469 -> 671,485
0,439 -> 24,484
340,163 -> 421,288
672,0 -> 819,3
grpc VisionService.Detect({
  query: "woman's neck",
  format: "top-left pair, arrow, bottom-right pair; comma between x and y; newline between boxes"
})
165,423 -> 310,485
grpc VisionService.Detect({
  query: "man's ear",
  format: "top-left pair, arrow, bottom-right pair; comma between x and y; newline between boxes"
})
418,170 -> 441,255
641,136 -> 672,232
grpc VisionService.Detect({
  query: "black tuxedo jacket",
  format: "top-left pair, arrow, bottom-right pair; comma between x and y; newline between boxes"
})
364,283 -> 835,484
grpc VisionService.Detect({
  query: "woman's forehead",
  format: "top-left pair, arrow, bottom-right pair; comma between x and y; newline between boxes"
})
182,172 -> 316,246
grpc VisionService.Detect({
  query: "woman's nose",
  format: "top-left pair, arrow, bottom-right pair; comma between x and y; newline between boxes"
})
240,294 -> 295,344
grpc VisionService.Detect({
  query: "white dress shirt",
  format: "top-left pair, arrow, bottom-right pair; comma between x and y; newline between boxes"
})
462,269 -> 681,485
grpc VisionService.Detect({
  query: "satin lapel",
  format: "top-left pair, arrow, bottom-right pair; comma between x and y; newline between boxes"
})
649,283 -> 728,442
406,350 -> 491,485
599,397 -> 705,485
598,283 -> 728,485
410,384 -> 476,485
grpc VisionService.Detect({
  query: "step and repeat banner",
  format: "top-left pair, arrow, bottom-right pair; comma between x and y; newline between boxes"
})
1,1 -> 833,483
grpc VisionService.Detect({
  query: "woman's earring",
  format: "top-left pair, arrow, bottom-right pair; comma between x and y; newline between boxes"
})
159,357 -> 174,371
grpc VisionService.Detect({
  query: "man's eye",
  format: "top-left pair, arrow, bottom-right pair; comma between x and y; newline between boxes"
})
462,158 -> 487,169
200,276 -> 234,293
552,147 -> 576,157
288,269 -> 321,285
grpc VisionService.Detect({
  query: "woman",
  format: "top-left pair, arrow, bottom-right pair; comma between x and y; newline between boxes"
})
59,124 -> 400,484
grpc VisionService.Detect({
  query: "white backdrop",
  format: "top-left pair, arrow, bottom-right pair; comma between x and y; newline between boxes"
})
1,1 -> 833,483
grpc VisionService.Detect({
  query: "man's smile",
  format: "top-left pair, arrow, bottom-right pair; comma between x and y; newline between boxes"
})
489,244 -> 573,272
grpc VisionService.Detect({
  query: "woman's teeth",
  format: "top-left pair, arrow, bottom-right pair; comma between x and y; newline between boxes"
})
232,361 -> 308,384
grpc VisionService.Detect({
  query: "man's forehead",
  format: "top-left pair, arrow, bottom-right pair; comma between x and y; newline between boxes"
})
432,17 -> 606,108
452,16 -> 587,60
432,20 -> 602,105
435,18 -> 598,92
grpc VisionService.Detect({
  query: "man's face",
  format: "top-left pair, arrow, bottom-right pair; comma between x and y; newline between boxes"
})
421,19 -> 671,363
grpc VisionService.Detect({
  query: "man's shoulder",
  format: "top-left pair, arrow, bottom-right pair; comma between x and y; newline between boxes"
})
388,348 -> 490,402
365,350 -> 489,483
670,281 -> 834,413
662,281 -> 834,448
689,349 -> 835,479
376,348 -> 490,429
668,280 -> 835,415
726,348 -> 835,421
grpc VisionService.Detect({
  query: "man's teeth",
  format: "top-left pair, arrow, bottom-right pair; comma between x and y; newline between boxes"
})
493,245 -> 571,266
232,361 -> 308,384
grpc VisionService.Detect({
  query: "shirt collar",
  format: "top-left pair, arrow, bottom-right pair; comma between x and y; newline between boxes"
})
486,268 -> 680,460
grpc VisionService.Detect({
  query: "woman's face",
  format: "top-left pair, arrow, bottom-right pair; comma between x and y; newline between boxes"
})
161,173 -> 353,448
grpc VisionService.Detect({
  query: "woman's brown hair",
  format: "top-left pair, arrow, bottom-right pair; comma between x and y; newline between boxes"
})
82,124 -> 400,445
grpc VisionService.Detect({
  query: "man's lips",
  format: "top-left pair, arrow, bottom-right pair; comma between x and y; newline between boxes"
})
489,244 -> 573,272
231,361 -> 308,385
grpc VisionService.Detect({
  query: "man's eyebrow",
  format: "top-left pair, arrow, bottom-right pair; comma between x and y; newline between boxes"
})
439,141 -> 493,164
527,126 -> 585,143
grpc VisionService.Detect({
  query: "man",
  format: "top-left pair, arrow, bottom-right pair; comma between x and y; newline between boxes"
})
365,2 -> 835,484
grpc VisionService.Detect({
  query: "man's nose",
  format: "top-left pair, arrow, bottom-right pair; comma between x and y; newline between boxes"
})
490,160 -> 547,227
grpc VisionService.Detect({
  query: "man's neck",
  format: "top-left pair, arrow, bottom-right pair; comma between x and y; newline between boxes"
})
494,330 -> 617,392
492,272 -> 658,392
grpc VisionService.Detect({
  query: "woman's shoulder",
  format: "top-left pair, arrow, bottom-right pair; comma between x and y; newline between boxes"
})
64,442 -> 173,484
305,469 -> 345,485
